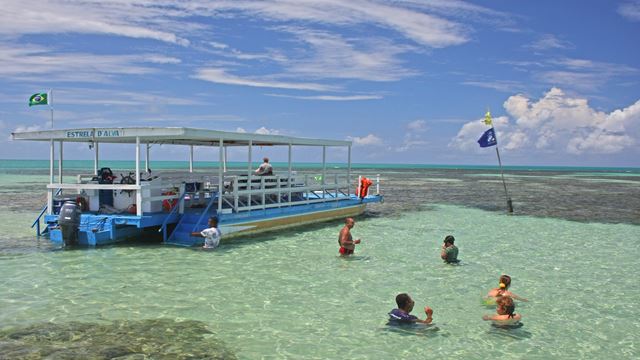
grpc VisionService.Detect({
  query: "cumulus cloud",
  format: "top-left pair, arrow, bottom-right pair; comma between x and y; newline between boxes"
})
255,127 -> 281,135
394,119 -> 428,152
450,87 -> 640,155
347,134 -> 383,146
618,0 -> 640,21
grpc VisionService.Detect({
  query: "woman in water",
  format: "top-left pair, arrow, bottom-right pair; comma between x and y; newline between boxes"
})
486,274 -> 528,302
482,296 -> 521,325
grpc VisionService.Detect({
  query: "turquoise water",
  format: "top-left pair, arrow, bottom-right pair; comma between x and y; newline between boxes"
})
1,165 -> 639,358
1,159 -> 638,172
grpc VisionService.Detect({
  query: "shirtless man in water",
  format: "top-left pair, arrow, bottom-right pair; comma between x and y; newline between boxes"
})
338,217 -> 361,256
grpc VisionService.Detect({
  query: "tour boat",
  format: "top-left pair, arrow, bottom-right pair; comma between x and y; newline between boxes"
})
12,127 -> 383,246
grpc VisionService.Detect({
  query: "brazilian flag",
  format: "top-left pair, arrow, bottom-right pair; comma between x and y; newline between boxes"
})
29,92 -> 48,106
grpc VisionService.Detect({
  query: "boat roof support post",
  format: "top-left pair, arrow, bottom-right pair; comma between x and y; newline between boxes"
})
248,139 -> 252,179
135,136 -> 142,216
48,138 -> 54,215
93,142 -> 99,175
347,145 -> 351,197
58,141 -> 63,184
189,145 -> 194,173
135,137 -> 140,186
288,143 -> 292,204
218,139 -> 224,212
223,146 -> 227,173
145,143 -> 150,173
322,145 -> 326,185
49,139 -> 54,184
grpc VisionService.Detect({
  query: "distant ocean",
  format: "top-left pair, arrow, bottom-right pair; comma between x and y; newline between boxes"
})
0,159 -> 638,359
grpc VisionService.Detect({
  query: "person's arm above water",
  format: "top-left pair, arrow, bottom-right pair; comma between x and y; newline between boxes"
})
505,291 -> 528,302
416,306 -> 434,324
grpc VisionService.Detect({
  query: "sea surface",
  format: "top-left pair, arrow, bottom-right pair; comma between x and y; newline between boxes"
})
0,160 -> 639,359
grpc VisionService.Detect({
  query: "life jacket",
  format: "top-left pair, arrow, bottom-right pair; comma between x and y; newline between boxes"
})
162,191 -> 178,211
357,177 -> 373,199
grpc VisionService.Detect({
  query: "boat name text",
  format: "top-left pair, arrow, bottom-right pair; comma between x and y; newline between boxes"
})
66,130 -> 122,138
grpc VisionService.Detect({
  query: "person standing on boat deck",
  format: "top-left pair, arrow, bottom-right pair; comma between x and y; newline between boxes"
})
440,235 -> 459,263
255,157 -> 273,176
191,216 -> 221,249
338,217 -> 361,256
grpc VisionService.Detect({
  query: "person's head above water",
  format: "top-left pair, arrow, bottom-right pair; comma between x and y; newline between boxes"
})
444,235 -> 455,245
499,274 -> 512,290
496,296 -> 516,317
395,293 -> 415,312
345,217 -> 355,228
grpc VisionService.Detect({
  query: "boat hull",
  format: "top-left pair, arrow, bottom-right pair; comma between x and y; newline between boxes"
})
220,204 -> 365,239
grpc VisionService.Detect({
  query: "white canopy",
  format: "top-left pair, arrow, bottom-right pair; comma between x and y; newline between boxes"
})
11,127 -> 352,147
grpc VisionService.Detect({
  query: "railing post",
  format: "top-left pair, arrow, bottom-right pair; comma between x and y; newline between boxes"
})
261,177 -> 265,210
277,175 -> 281,206
376,174 -> 380,195
179,183 -> 186,214
233,177 -> 238,212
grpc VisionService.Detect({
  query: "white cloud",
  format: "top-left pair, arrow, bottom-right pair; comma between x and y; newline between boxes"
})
1,1 -> 190,45
347,134 -> 383,146
450,88 -> 640,155
205,0 -> 470,48
279,28 -> 417,81
0,44 -> 180,83
393,119 -> 429,152
193,68 -> 337,91
255,127 -> 281,135
235,127 -> 247,133
618,0 -> 640,21
524,34 -> 573,51
265,93 -> 382,101
407,119 -> 427,132
462,80 -> 524,93
528,57 -> 636,92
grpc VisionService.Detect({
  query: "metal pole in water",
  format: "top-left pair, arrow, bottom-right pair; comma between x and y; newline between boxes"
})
495,146 -> 513,213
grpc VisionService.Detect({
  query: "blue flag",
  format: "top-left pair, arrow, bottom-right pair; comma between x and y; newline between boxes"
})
478,128 -> 497,148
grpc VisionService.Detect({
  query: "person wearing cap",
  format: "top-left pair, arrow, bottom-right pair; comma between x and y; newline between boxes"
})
440,235 -> 459,263
388,293 -> 433,325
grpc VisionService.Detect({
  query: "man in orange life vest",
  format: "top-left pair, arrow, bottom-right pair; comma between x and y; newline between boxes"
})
338,217 -> 361,256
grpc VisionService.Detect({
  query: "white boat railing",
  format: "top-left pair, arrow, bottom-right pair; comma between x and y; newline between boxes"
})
46,170 -> 377,217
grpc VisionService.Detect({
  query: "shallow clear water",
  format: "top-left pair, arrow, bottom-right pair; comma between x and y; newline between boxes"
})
1,166 -> 639,359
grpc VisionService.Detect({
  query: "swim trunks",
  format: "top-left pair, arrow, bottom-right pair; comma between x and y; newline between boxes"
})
339,247 -> 354,255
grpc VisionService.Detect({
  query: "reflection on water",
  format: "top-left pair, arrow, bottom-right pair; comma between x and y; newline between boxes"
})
0,319 -> 237,359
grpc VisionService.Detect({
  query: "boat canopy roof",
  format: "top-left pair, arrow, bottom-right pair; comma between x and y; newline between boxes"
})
11,127 -> 351,147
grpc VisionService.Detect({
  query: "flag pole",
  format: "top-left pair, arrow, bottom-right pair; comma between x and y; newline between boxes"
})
493,144 -> 513,213
49,89 -> 53,128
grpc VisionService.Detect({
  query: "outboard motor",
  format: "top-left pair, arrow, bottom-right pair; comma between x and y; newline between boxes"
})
59,201 -> 82,246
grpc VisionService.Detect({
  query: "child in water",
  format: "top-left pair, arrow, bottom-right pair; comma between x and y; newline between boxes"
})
485,274 -> 528,302
482,296 -> 521,325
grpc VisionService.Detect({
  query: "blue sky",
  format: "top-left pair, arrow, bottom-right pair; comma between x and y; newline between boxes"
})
1,0 -> 639,166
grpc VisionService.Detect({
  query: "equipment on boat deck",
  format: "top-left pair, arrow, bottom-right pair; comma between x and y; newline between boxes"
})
59,201 -> 82,246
